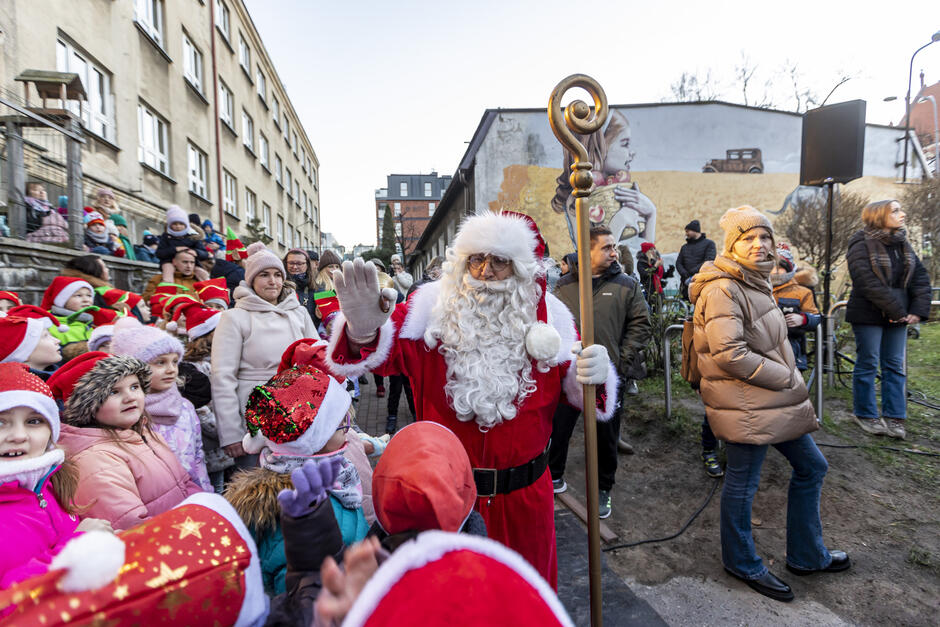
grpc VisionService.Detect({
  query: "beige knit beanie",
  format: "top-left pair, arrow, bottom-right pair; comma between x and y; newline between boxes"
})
244,241 -> 286,286
719,205 -> 774,254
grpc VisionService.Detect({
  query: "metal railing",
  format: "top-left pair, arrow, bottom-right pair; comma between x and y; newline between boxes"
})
662,324 -> 684,419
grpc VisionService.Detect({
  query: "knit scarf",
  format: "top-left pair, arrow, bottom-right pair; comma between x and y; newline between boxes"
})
724,254 -> 775,293
145,385 -> 184,425
25,197 -> 52,214
259,445 -> 363,510
86,228 -> 110,244
50,305 -> 93,323
862,226 -> 915,288
770,267 -> 796,286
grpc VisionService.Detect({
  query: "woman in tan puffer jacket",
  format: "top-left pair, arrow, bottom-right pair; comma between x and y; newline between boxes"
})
689,206 -> 848,603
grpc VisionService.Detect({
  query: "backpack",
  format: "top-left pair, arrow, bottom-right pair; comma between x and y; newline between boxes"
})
679,318 -> 701,389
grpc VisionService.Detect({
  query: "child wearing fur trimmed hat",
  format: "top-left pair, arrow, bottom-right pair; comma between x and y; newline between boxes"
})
177,305 -> 234,493
0,363 -> 116,589
110,317 -> 212,491
50,354 -> 203,530
224,364 -> 369,596
0,309 -> 64,380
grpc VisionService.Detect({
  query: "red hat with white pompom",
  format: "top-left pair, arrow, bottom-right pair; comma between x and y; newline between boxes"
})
40,276 -> 93,311
451,210 -> 561,362
343,530 -> 574,627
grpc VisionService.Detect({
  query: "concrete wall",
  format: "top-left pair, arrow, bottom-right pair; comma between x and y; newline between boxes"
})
0,237 -> 158,305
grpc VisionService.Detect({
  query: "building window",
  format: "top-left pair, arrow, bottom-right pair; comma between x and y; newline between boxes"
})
244,188 -> 257,222
262,203 -> 272,230
134,0 -> 164,46
424,182 -> 432,197
238,34 -> 251,73
429,202 -> 436,216
218,80 -> 233,126
301,148 -> 307,172
214,0 -> 230,40
182,34 -> 204,93
274,154 -> 283,185
295,228 -> 302,248
399,182 -> 408,196
395,223 -> 402,237
283,114 -> 289,140
259,133 -> 269,168
241,109 -> 254,151
294,180 -> 300,204
55,39 -> 116,142
311,168 -> 317,187
301,191 -> 307,214
256,68 -> 266,102
393,202 -> 401,217
272,97 -> 280,126
291,130 -> 298,155
277,215 -> 285,245
285,168 -> 293,198
223,170 -> 237,217
187,142 -> 207,197
137,103 -> 169,174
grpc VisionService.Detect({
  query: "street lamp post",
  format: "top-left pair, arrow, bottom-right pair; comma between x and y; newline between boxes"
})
902,30 -> 940,182
917,95 -> 939,176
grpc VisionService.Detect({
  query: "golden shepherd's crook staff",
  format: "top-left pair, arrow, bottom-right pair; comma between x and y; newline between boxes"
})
548,74 -> 608,627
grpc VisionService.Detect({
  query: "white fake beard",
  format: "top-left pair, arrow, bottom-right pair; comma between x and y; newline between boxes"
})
425,271 -> 540,431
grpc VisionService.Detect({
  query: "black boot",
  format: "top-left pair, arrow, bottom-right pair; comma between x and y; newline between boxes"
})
385,415 -> 398,435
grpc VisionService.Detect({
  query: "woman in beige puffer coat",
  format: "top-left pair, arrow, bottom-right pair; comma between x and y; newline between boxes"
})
689,206 -> 848,603
211,243 -> 318,468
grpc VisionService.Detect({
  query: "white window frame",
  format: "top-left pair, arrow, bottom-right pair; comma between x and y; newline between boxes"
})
218,80 -> 234,126
259,132 -> 269,169
291,130 -> 298,155
256,67 -> 266,101
395,222 -> 402,237
311,167 -> 317,187
274,154 -> 283,185
272,97 -> 280,127
222,170 -> 237,217
134,0 -> 164,46
429,202 -> 436,216
301,148 -> 307,172
187,142 -> 208,197
262,203 -> 272,231
285,168 -> 292,198
238,34 -> 251,73
424,182 -> 432,197
283,114 -> 289,140
301,190 -> 307,214
294,180 -> 300,204
400,181 -> 408,196
182,34 -> 204,93
214,0 -> 230,40
56,39 -> 116,142
244,188 -> 257,223
393,202 -> 401,217
241,109 -> 254,151
277,215 -> 285,245
137,103 -> 169,175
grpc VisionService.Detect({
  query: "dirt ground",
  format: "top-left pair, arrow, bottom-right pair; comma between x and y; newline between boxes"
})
559,363 -> 939,626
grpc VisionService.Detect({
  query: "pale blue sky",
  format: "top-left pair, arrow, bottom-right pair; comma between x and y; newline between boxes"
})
244,0 -> 940,248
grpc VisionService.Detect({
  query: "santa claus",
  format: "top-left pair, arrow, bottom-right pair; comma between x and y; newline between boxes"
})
326,211 -> 616,587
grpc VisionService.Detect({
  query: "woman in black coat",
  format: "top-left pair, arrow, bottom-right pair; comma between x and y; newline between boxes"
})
845,200 -> 931,440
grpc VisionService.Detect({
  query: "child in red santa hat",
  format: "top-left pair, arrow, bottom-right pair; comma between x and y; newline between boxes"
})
0,290 -> 22,315
40,276 -> 96,352
0,308 -> 66,380
0,363 -> 120,594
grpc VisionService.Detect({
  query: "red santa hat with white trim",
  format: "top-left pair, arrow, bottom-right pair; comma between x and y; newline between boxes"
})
193,277 -> 230,308
0,362 -> 60,441
40,276 -> 93,311
451,210 -> 561,362
343,530 -> 574,627
0,290 -> 22,307
182,305 -> 221,340
0,308 -> 67,364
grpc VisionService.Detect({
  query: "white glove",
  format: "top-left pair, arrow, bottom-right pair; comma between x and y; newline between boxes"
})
572,341 -> 610,385
332,258 -> 399,343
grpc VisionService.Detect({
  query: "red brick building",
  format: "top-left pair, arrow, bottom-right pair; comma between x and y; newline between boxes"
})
375,172 -> 451,256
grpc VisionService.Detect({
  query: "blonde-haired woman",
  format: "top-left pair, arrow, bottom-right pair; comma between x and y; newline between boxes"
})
846,200 -> 930,439
690,205 -> 848,603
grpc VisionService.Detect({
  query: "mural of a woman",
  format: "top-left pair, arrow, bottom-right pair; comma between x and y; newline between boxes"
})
551,109 -> 657,251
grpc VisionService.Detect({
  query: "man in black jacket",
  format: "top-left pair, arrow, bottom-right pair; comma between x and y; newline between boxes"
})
675,220 -> 716,300
550,226 -> 651,519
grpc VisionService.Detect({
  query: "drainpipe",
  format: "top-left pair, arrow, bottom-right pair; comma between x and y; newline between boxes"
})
209,0 -> 225,230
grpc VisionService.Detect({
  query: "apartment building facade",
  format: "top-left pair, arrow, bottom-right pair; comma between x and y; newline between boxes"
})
0,0 -> 319,253
375,172 -> 451,256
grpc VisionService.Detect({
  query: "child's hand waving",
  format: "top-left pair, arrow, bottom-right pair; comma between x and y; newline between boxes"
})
276,457 -> 343,518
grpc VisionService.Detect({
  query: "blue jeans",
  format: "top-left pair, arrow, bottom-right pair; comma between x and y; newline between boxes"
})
852,324 -> 907,420
721,434 -> 831,578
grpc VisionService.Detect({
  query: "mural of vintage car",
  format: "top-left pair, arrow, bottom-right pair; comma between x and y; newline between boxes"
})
702,148 -> 764,173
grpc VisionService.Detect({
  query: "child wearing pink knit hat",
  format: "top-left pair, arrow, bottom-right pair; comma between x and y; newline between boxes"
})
110,317 -> 212,491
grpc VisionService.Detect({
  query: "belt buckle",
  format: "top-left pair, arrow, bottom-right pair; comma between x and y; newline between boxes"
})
474,467 -> 498,498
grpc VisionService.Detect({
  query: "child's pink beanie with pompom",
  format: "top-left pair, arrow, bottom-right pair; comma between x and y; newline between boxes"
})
110,316 -> 183,364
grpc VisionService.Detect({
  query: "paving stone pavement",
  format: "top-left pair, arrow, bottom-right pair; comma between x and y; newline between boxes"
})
350,374 -> 415,436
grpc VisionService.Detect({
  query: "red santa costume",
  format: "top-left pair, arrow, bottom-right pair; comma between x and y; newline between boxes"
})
326,211 -> 616,588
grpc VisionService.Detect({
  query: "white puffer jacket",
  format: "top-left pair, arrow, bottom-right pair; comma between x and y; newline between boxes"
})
211,283 -> 318,447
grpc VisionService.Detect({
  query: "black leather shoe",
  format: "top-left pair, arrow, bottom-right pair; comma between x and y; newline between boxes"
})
786,551 -> 851,576
724,568 -> 794,602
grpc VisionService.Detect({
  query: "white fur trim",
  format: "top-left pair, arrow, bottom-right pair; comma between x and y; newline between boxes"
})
545,293 -> 577,365
3,317 -> 54,364
326,314 -> 396,379
561,353 -> 619,422
0,390 -> 60,439
399,280 -> 441,341
525,322 -> 561,362
0,448 -> 63,489
179,492 -> 269,627
51,531 -> 125,592
343,530 -> 573,627
187,315 -> 219,340
53,280 -> 92,310
242,432 -> 270,455
269,375 -> 351,456
452,211 -> 539,268
165,320 -> 178,333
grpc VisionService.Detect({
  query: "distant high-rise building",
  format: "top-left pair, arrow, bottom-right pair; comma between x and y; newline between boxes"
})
375,172 -> 451,256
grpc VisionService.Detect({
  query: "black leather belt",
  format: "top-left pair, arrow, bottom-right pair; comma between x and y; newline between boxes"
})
473,441 -> 551,498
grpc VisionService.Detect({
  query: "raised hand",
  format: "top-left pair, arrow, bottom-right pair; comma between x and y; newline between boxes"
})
316,536 -> 382,622
332,258 -> 398,343
277,457 -> 344,518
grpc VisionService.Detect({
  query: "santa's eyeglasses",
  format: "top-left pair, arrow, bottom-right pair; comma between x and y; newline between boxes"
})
467,254 -> 511,272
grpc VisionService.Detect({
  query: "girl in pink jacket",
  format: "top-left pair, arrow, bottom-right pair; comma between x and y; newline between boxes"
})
51,353 -> 203,531
0,363 -> 113,589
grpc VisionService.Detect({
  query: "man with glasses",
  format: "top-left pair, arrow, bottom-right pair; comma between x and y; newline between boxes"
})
326,211 -> 615,589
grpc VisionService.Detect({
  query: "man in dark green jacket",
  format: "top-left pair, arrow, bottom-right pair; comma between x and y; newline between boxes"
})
549,225 -> 651,519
